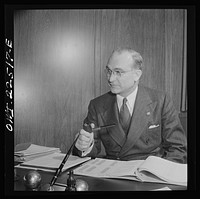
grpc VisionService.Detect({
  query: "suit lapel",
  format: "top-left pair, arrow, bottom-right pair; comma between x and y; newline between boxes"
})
119,85 -> 157,156
101,93 -> 126,147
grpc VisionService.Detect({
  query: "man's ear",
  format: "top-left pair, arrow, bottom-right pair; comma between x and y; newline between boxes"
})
134,69 -> 142,81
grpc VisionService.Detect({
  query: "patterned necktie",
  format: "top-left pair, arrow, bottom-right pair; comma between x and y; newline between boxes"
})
119,98 -> 131,134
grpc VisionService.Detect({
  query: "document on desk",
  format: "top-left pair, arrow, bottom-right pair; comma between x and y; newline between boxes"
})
74,156 -> 187,186
15,153 -> 91,173
75,158 -> 143,179
14,144 -> 61,162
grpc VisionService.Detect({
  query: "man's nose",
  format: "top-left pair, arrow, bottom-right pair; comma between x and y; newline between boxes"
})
108,72 -> 117,82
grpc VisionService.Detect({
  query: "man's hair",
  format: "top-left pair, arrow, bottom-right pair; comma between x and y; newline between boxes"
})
110,47 -> 143,70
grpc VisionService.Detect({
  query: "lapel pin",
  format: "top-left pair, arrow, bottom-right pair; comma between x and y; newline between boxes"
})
146,112 -> 150,116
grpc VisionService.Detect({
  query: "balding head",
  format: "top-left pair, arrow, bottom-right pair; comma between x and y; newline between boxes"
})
108,47 -> 143,71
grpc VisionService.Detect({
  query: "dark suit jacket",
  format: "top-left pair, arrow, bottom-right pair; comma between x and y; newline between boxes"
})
73,84 -> 187,163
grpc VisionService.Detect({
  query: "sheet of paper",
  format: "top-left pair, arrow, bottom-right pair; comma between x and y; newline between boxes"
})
15,165 -> 56,173
15,144 -> 61,156
20,153 -> 91,171
74,158 -> 144,178
151,186 -> 171,191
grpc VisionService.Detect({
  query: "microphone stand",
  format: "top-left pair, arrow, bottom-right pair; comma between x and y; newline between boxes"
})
48,123 -> 115,191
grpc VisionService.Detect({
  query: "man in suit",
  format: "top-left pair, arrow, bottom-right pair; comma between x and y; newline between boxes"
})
73,47 -> 187,164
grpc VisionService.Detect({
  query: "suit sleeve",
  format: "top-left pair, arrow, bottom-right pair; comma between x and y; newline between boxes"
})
161,93 -> 187,163
72,100 -> 102,158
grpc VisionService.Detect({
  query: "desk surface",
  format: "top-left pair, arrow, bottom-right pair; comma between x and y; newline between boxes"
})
14,168 -> 186,191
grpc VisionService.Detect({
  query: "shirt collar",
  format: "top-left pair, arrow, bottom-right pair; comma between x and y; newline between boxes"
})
116,85 -> 138,115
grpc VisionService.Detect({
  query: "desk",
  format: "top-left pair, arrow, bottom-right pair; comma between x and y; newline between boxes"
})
14,168 -> 186,191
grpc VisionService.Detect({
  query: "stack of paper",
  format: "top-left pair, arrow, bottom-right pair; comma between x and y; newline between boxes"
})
15,153 -> 91,173
14,144 -> 61,162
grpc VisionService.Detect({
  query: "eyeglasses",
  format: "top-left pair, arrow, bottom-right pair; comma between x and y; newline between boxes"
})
104,66 -> 133,78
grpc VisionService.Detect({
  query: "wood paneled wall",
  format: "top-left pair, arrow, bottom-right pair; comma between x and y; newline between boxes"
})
14,9 -> 186,152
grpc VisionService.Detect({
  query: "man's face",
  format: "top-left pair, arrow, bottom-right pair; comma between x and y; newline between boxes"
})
106,51 -> 141,97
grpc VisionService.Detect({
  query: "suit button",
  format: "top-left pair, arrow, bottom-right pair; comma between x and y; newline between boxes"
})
116,157 -> 120,160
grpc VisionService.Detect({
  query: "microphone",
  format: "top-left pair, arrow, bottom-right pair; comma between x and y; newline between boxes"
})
48,123 -> 116,190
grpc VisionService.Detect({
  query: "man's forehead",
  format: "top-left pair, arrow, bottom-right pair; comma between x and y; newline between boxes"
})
108,51 -> 133,68
113,50 -> 131,57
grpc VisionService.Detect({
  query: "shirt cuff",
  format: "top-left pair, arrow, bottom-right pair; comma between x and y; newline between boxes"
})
81,140 -> 94,157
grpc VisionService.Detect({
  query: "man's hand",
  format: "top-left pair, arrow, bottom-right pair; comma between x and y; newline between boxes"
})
75,129 -> 94,152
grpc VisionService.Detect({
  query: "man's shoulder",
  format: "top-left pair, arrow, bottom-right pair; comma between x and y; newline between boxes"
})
142,85 -> 164,95
140,84 -> 167,101
91,92 -> 115,104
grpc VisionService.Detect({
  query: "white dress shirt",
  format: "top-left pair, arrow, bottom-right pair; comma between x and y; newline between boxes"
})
116,85 -> 138,115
